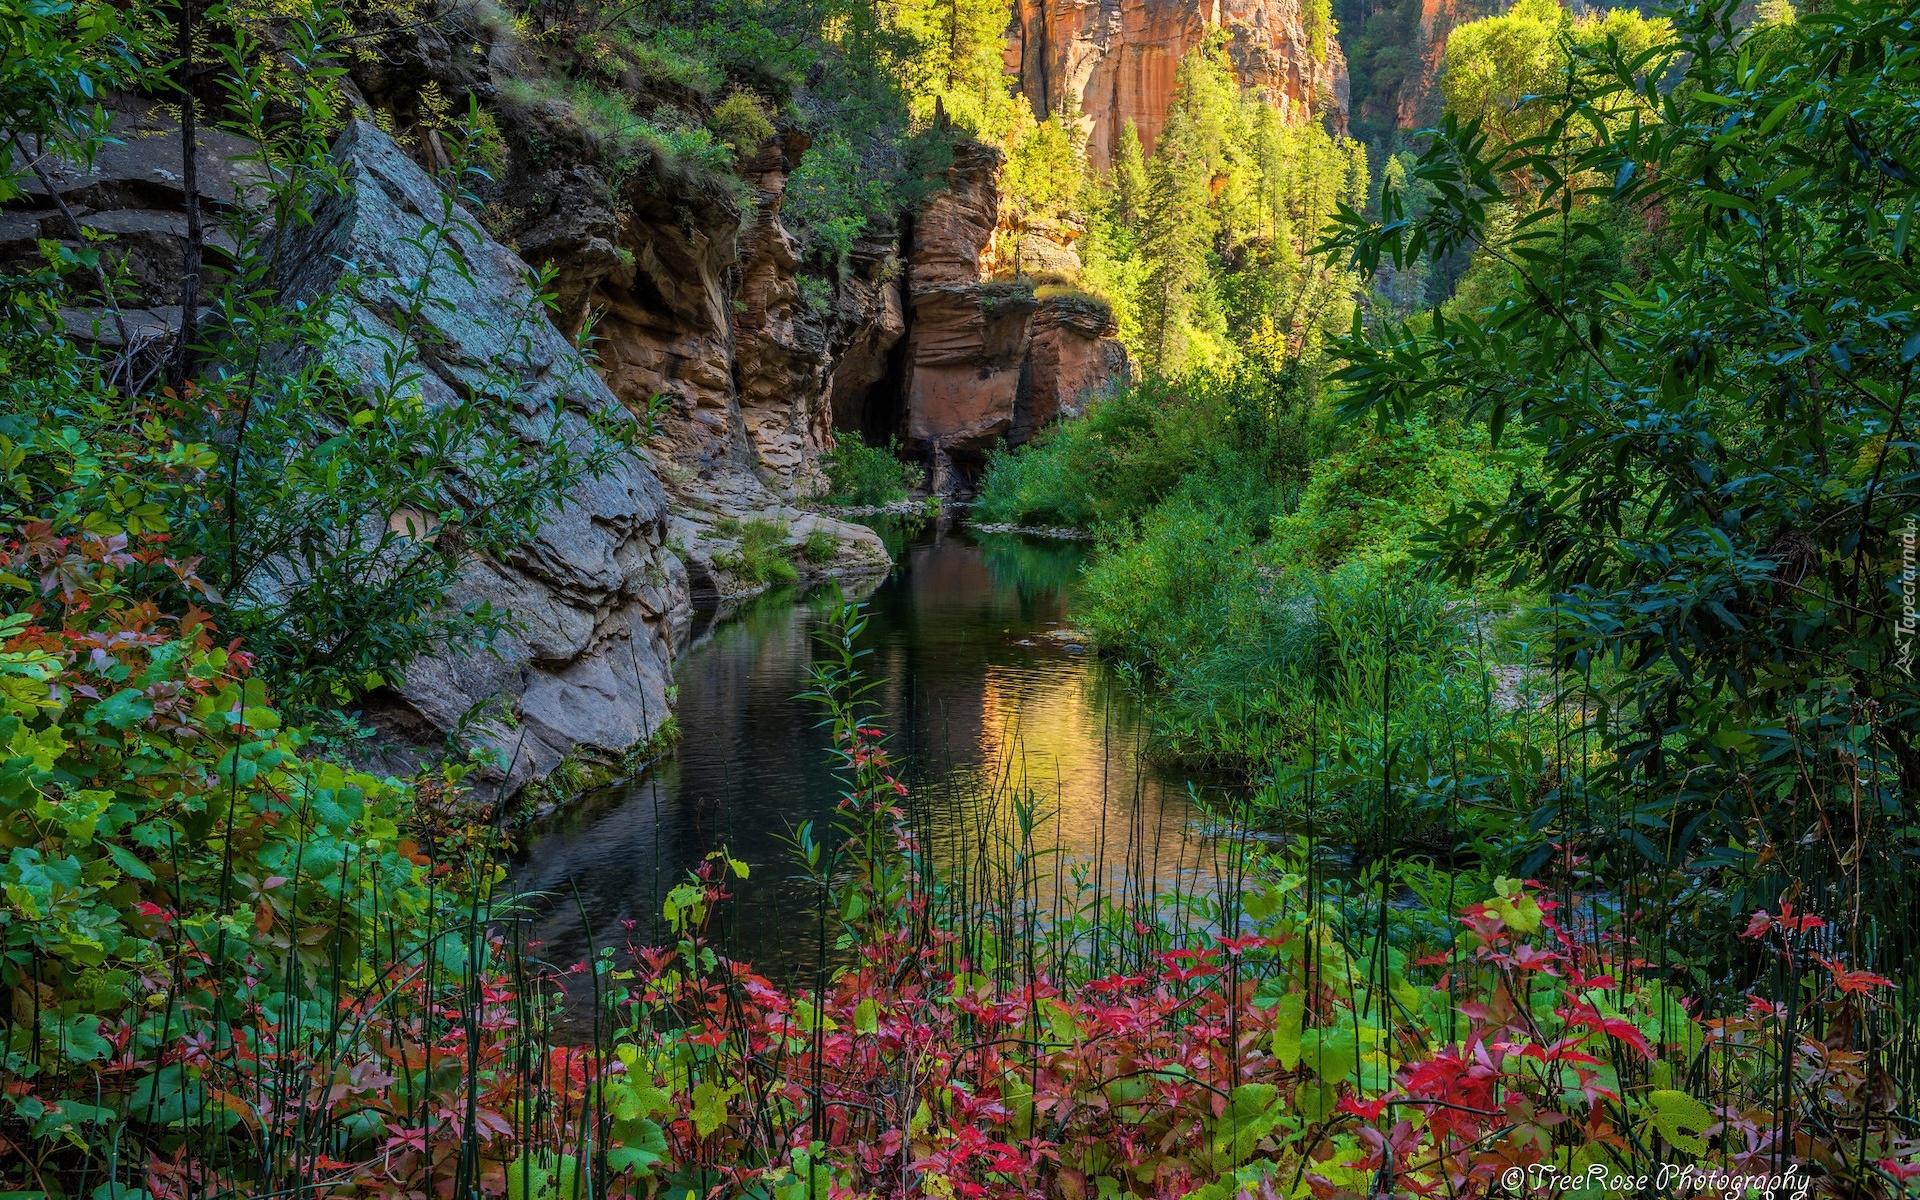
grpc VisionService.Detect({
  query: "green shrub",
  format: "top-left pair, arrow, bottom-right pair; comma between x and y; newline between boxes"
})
974,365 -> 1311,530
1265,416 -> 1535,576
709,89 -> 775,155
713,517 -> 799,586
822,436 -> 919,505
800,527 -> 840,563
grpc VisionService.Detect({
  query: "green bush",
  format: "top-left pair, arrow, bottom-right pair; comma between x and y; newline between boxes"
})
709,89 -> 775,154
713,517 -> 800,586
800,527 -> 840,563
1265,416 -> 1536,577
974,365 -> 1312,530
822,436 -> 920,505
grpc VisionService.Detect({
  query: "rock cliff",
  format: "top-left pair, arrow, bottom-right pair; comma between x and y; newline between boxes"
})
901,142 -> 1129,493
276,119 -> 688,793
1008,0 -> 1351,170
487,93 -> 894,603
0,106 -> 255,362
1342,0 -> 1495,135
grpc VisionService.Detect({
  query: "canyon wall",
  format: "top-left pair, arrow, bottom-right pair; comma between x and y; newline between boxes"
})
486,90 -> 895,604
1008,0 -> 1351,170
900,142 -> 1128,493
1341,0 -> 1499,134
276,119 -> 689,794
8,0 -> 1374,792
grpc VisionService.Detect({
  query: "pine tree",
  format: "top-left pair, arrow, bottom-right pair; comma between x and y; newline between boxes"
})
890,0 -> 1018,137
1111,119 -> 1149,227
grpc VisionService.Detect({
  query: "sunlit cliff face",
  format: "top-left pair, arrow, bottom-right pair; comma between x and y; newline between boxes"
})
1005,0 -> 1351,172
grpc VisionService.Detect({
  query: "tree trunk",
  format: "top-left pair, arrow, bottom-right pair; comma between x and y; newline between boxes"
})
168,0 -> 203,388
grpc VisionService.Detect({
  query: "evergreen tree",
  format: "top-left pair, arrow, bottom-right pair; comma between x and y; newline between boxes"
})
1138,110 -> 1220,370
889,0 -> 1018,137
1101,35 -> 1367,374
1111,118 -> 1149,226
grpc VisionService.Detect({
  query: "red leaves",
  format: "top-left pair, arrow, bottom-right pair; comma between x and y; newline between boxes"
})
1557,1000 -> 1656,1060
1740,902 -> 1826,940
1816,955 -> 1894,994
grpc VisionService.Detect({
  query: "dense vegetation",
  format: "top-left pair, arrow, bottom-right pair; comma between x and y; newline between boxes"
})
980,0 -> 1920,1186
3,0 -> 1917,1191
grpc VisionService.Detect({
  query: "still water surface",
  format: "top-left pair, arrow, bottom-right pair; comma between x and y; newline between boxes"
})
509,519 -> 1238,984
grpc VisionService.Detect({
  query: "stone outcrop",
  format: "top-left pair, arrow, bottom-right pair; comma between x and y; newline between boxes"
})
1015,293 -> 1128,444
901,144 -> 1033,490
478,82 -> 896,602
2,105 -> 254,355
1008,0 -> 1350,170
498,103 -> 896,602
901,142 -> 1128,492
277,119 -> 688,793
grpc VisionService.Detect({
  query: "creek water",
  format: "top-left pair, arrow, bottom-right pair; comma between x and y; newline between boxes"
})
508,517 -> 1242,987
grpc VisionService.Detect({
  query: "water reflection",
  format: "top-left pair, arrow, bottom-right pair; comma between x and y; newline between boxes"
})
507,519 -> 1239,986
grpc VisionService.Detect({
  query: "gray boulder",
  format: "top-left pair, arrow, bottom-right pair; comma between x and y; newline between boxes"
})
278,118 -> 689,795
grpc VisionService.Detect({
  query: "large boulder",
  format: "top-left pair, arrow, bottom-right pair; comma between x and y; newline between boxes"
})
277,118 -> 690,793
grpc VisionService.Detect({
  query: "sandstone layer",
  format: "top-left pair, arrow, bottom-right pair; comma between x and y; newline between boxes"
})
901,142 -> 1129,493
489,90 -> 895,603
1,106 -> 254,359
1008,0 -> 1351,170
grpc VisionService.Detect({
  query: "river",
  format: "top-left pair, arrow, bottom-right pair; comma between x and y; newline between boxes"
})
507,516 -> 1242,986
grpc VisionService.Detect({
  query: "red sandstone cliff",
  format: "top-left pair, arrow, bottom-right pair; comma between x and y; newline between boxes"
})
902,142 -> 1129,492
1008,0 -> 1351,170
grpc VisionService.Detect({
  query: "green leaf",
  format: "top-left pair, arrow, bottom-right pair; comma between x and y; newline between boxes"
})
1645,1089 -> 1712,1156
1298,1028 -> 1359,1085
127,1065 -> 204,1123
506,1154 -> 577,1200
1270,992 -> 1304,1070
608,1119 -> 668,1177
1212,1083 -> 1280,1162
690,1081 -> 730,1138
105,842 -> 155,882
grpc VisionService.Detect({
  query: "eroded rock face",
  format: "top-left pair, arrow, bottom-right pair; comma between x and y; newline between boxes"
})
733,130 -> 834,492
901,142 -> 1128,493
278,119 -> 688,793
901,143 -> 1031,490
1009,0 -> 1350,170
539,121 -> 893,602
1015,293 -> 1129,443
2,104 -> 254,351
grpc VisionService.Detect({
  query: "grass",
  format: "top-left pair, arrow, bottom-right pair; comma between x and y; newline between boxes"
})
496,75 -> 737,182
800,527 -> 839,564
